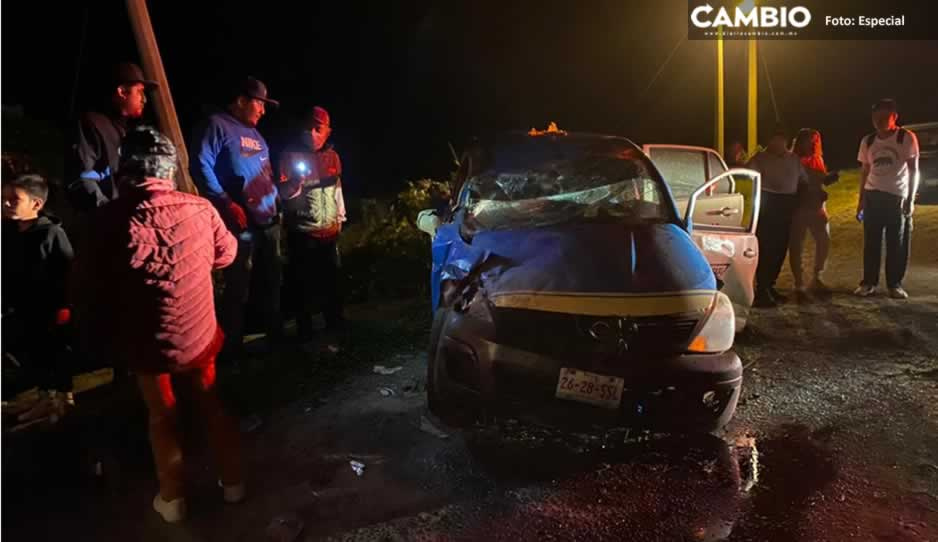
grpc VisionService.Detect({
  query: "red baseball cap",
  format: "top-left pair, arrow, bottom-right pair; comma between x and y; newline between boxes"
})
311,106 -> 331,128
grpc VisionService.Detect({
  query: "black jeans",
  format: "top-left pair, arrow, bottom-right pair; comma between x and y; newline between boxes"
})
861,190 -> 912,288
755,192 -> 799,294
286,232 -> 344,340
219,224 -> 283,355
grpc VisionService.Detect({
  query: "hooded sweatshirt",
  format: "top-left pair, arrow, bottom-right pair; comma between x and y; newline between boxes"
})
2,214 -> 74,328
190,110 -> 279,229
68,111 -> 129,210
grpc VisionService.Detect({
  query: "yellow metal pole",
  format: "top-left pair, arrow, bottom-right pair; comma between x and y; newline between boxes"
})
715,27 -> 725,157
125,0 -> 197,195
747,38 -> 758,155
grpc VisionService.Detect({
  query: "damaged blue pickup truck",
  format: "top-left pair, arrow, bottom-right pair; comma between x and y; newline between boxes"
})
417,130 -> 762,434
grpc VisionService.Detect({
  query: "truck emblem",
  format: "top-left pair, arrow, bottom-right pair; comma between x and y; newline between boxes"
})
589,318 -> 639,355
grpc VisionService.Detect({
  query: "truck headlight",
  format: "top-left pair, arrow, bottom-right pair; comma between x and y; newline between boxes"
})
687,292 -> 735,354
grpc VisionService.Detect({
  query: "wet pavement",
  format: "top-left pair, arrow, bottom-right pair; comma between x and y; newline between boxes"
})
3,289 -> 937,541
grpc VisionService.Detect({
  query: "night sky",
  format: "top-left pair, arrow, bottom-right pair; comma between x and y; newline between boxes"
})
3,1 -> 938,196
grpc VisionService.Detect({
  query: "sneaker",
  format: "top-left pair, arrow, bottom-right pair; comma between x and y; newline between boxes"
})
888,287 -> 909,299
769,288 -> 788,304
153,494 -> 187,523
219,480 -> 246,504
853,285 -> 877,297
753,291 -> 778,308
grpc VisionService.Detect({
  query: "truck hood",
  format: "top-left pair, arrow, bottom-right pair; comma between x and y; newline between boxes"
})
432,222 -> 716,316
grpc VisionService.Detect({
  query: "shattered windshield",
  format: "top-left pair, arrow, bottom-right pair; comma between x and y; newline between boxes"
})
462,134 -> 674,230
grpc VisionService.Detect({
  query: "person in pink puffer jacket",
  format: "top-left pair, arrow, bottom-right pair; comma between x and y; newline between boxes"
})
77,126 -> 243,523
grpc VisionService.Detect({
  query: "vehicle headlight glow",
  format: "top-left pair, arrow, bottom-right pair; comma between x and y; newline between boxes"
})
295,161 -> 308,174
687,292 -> 735,354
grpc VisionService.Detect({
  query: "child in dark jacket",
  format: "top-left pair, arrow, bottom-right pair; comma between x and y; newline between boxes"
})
2,174 -> 75,421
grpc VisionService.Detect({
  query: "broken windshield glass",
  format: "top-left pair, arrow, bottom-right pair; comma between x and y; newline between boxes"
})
462,137 -> 672,230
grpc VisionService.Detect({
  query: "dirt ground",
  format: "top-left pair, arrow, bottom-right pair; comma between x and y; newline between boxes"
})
3,258 -> 936,541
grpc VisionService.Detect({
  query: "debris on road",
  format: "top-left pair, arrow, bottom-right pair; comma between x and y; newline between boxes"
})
350,460 -> 366,476
266,514 -> 304,542
347,453 -> 386,464
378,387 -> 396,397
419,415 -> 450,440
734,436 -> 760,493
401,379 -> 423,394
373,365 -> 404,375
240,414 -> 263,433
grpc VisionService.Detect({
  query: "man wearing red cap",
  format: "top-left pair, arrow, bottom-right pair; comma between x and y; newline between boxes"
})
278,106 -> 346,351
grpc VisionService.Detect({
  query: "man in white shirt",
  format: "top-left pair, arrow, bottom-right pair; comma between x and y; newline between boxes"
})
855,99 -> 920,299
746,128 -> 810,308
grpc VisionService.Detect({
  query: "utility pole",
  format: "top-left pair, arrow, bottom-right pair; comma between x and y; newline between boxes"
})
715,27 -> 725,157
125,0 -> 197,195
747,38 -> 758,155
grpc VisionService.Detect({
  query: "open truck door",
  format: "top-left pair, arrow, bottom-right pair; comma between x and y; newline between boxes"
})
643,144 -> 761,331
685,169 -> 761,331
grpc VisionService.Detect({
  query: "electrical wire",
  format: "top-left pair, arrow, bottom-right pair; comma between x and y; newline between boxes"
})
761,48 -> 781,125
641,35 -> 687,98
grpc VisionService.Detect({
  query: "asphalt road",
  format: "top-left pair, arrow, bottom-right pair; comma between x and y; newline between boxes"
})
4,284 -> 937,542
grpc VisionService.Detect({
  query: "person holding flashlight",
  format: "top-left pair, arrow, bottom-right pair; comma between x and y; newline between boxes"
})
278,106 -> 346,352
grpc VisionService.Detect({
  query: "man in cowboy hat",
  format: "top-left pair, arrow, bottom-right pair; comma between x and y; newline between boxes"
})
68,62 -> 158,210
190,76 -> 283,359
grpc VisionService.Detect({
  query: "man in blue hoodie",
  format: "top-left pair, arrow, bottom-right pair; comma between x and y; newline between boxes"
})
190,77 -> 282,358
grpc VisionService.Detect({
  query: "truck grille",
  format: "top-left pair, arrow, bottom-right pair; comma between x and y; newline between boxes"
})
493,307 -> 702,360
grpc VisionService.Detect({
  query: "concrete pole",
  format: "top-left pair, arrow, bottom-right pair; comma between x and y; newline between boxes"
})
125,0 -> 197,195
747,38 -> 758,156
715,27 -> 725,157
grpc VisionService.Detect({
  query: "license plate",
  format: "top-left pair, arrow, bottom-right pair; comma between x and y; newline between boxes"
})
555,368 -> 625,409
